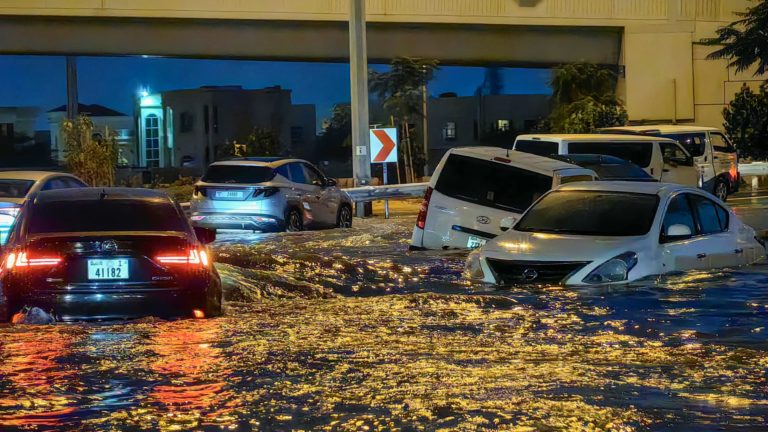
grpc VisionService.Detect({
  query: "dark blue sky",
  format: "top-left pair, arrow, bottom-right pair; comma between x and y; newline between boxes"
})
0,55 -> 552,131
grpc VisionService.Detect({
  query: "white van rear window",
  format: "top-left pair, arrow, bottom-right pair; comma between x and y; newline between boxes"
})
567,142 -> 653,168
515,140 -> 559,157
435,154 -> 552,213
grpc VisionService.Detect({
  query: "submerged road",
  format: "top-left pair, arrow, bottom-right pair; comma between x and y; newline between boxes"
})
0,188 -> 766,431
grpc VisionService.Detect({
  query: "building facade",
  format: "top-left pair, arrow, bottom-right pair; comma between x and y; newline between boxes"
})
427,93 -> 550,168
137,86 -> 316,174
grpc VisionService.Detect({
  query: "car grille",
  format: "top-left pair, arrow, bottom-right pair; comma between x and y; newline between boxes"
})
486,259 -> 591,285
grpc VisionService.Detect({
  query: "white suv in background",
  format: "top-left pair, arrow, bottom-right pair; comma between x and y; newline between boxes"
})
409,147 -> 597,251
513,134 -> 699,188
600,125 -> 740,201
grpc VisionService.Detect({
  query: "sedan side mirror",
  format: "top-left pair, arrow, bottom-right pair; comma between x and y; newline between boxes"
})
194,226 -> 216,245
666,224 -> 692,240
499,216 -> 518,232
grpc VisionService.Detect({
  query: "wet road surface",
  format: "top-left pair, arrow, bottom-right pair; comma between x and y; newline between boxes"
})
1,193 -> 768,431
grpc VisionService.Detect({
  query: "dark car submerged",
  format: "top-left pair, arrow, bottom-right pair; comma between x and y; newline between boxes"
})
0,188 -> 221,322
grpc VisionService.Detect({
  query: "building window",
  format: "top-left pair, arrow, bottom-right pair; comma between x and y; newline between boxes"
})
145,114 -> 160,168
497,120 -> 510,132
443,122 -> 456,141
180,112 -> 194,133
0,123 -> 13,139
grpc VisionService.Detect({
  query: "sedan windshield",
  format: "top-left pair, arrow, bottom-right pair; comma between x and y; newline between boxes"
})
516,191 -> 659,236
202,165 -> 275,184
0,179 -> 34,198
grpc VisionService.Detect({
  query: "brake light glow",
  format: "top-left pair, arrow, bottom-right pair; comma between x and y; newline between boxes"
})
416,187 -> 434,230
193,309 -> 205,319
156,249 -> 208,266
5,251 -> 61,269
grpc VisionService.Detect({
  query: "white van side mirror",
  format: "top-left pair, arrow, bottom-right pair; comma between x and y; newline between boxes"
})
667,224 -> 692,237
500,216 -> 518,232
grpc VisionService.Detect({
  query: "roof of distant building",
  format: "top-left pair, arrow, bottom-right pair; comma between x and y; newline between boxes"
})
48,103 -> 127,117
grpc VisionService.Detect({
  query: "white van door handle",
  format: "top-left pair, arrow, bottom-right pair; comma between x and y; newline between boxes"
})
734,248 -> 744,254
696,253 -> 707,260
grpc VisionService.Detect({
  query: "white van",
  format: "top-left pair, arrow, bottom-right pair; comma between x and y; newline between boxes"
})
513,134 -> 699,188
600,125 -> 740,201
410,147 -> 597,250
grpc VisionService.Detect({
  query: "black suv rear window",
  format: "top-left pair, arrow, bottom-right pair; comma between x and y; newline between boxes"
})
28,200 -> 186,233
435,154 -> 552,213
567,142 -> 653,168
202,165 -> 275,184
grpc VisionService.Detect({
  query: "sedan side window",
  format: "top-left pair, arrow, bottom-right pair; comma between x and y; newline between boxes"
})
41,178 -> 68,191
275,164 -> 291,181
288,163 -> 307,184
63,177 -> 87,188
690,195 -> 729,234
661,194 -> 696,243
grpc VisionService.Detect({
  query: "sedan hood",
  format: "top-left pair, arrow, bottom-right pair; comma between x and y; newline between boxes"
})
482,230 -> 647,262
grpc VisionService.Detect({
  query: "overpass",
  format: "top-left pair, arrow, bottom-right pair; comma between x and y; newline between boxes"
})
0,0 -> 766,127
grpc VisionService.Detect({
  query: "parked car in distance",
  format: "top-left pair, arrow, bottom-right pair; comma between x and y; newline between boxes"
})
467,182 -> 765,286
410,147 -> 598,251
0,188 -> 221,321
513,134 -> 698,187
190,158 -> 354,232
547,154 -> 656,182
0,171 -> 87,245
600,125 -> 740,201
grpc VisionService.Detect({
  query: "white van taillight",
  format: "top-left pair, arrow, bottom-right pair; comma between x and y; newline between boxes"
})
416,187 -> 434,230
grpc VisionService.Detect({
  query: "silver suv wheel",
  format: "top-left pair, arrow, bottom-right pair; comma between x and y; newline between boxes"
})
337,205 -> 353,228
715,179 -> 728,202
286,209 -> 303,232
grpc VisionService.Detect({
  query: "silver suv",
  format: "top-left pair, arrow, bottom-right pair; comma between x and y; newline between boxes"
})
190,158 -> 353,232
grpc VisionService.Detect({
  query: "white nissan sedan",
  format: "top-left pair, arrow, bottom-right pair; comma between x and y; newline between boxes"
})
466,182 -> 766,286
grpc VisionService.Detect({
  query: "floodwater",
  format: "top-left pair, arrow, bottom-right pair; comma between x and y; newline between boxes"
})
1,216 -> 767,431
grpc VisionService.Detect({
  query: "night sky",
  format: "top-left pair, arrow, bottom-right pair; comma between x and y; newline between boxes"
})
0,55 -> 552,131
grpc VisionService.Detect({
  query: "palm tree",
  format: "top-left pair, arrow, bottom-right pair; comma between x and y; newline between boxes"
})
369,57 -> 439,182
700,0 -> 768,77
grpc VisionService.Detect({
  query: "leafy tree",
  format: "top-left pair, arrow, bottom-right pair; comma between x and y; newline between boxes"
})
62,115 -> 117,186
543,62 -> 628,133
700,0 -> 768,78
369,57 -> 439,182
723,83 -> 768,158
216,127 -> 280,159
317,104 -> 353,160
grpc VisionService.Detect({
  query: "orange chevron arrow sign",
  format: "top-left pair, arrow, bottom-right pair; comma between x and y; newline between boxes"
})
370,128 -> 398,164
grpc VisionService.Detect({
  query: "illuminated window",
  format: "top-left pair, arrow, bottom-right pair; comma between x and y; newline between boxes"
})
497,120 -> 510,132
443,122 -> 456,141
145,114 -> 160,168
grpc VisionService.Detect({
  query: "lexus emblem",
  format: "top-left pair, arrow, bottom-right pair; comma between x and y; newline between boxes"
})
522,268 -> 538,281
101,240 -> 118,252
476,216 -> 490,225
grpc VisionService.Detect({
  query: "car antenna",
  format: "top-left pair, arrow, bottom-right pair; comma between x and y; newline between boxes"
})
99,189 -> 107,200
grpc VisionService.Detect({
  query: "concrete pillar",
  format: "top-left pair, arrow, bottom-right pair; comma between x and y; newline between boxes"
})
66,56 -> 78,120
349,0 -> 372,217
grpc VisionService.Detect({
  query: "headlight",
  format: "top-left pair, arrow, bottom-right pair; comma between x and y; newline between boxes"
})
465,250 -> 485,281
583,252 -> 637,284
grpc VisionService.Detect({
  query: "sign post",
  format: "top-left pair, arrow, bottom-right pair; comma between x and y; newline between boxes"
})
370,128 -> 399,219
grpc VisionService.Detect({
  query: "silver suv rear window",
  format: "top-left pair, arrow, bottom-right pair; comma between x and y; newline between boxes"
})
202,165 -> 276,184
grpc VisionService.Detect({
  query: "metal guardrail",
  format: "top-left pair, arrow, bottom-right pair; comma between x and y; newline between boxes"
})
179,182 -> 429,214
739,162 -> 768,176
343,182 -> 429,203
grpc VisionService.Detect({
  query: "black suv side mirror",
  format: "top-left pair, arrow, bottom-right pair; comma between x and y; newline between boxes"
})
194,226 -> 216,245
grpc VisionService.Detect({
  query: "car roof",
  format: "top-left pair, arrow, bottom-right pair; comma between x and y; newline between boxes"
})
516,133 -> 677,143
0,171 -> 73,181
33,187 -> 172,203
555,181 -> 698,196
208,158 -> 306,168
600,125 -> 720,134
450,146 -> 588,173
